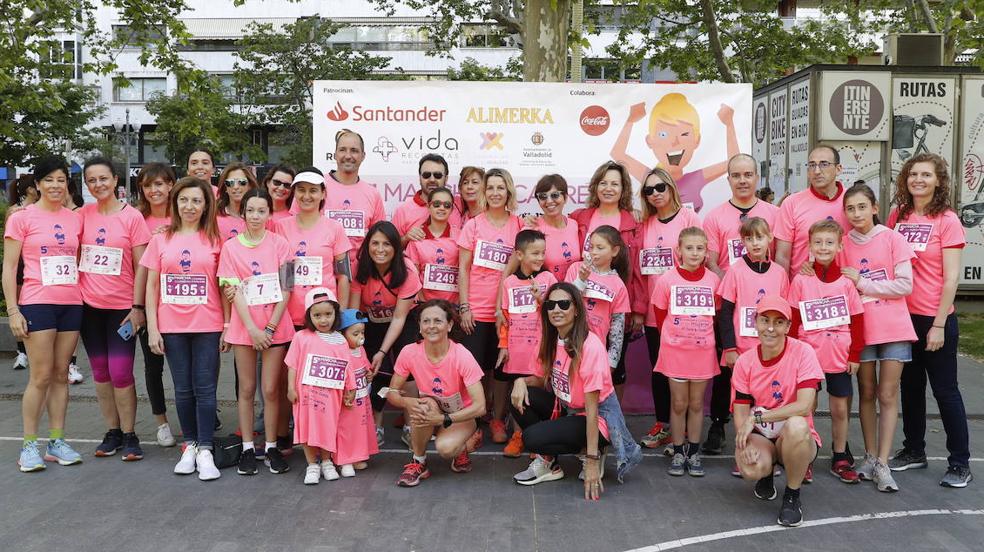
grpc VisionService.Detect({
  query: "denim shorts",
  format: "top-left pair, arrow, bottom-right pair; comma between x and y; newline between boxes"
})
860,341 -> 912,363
19,303 -> 83,332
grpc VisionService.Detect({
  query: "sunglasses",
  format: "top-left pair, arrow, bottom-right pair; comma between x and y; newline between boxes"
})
430,200 -> 453,209
224,178 -> 250,187
536,191 -> 564,202
643,183 -> 669,196
543,299 -> 573,311
269,179 -> 290,188
421,171 -> 444,180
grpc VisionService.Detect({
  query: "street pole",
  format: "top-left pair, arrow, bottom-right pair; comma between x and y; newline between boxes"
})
124,108 -> 131,201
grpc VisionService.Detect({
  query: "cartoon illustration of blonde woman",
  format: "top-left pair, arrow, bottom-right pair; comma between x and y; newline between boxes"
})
611,93 -> 738,212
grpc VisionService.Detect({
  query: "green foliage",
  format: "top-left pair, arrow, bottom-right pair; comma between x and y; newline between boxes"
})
447,57 -> 522,80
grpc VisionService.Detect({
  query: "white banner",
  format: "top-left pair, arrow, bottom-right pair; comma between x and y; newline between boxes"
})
312,81 -> 752,216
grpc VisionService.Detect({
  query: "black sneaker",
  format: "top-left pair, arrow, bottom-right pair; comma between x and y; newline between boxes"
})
702,421 -> 725,455
754,473 -> 777,500
237,449 -> 258,475
94,429 -> 124,457
777,490 -> 803,527
888,448 -> 927,472
120,432 -> 144,461
265,447 -> 290,474
940,465 -> 973,488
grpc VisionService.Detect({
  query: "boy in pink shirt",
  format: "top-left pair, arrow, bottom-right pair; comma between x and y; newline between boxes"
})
334,310 -> 377,476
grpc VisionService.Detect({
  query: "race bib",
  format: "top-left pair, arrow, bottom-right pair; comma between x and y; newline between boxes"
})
301,354 -> 347,390
327,209 -> 366,238
639,247 -> 674,276
354,368 -> 370,399
79,244 -> 123,275
366,304 -> 394,323
584,279 -> 615,302
895,223 -> 932,252
859,268 -> 888,304
162,273 -> 208,305
423,263 -> 458,292
552,365 -> 572,403
473,240 -> 512,270
293,256 -> 323,286
40,255 -> 78,286
507,286 -> 537,314
425,393 -> 465,414
753,407 -> 784,439
799,295 -> 849,331
670,285 -> 715,316
726,238 -> 747,265
739,306 -> 759,337
243,272 -> 283,306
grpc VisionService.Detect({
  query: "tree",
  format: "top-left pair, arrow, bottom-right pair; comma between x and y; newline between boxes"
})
447,57 -> 522,80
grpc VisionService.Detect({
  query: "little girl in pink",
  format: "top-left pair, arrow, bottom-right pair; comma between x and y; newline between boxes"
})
334,309 -> 378,476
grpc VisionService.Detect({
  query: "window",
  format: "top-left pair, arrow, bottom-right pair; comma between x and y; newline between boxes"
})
140,130 -> 168,163
112,25 -> 164,47
461,25 -> 510,48
114,78 -> 167,102
39,41 -> 78,80
213,74 -> 237,99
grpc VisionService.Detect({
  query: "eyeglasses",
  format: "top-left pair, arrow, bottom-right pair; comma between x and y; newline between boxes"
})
536,191 -> 564,202
430,200 -> 453,209
421,171 -> 444,180
643,183 -> 669,196
805,161 -> 834,171
224,178 -> 250,187
543,299 -> 573,311
269,179 -> 290,188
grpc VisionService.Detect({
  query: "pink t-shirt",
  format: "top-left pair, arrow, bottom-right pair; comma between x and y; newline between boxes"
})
78,203 -> 151,310
718,260 -> 790,354
839,228 -> 917,344
652,267 -> 720,380
394,341 -> 484,412
500,270 -> 557,375
563,265 -> 630,342
322,175 -> 386,257
887,209 -> 965,317
334,347 -> 378,465
405,225 -> 461,304
788,272 -> 864,373
703,200 -> 779,270
537,216 -> 582,281
350,258 -> 423,323
457,213 -> 523,322
140,231 -> 224,333
269,209 -> 291,228
773,184 -> 850,274
4,204 -> 82,306
584,211 -> 622,252
635,209 -> 702,326
550,332 -> 613,439
731,338 -> 823,447
285,330 -> 356,451
217,215 -> 246,242
275,216 -> 352,326
143,215 -> 170,234
217,233 -> 295,345
392,193 -> 463,237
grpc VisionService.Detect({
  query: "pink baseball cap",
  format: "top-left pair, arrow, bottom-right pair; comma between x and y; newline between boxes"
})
304,287 -> 337,311
755,295 -> 791,320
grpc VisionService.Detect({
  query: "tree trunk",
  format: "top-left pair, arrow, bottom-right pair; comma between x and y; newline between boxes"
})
522,0 -> 571,82
916,0 -> 939,32
699,0 -> 734,83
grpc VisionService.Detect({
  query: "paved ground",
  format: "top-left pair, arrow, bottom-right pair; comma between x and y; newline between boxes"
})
0,348 -> 982,552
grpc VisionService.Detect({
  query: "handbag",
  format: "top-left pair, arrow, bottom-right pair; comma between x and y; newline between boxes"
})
211,434 -> 243,469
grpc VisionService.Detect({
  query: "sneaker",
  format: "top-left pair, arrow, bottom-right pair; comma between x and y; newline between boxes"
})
196,449 -> 220,481
939,465 -> 973,488
94,429 -> 124,457
662,444 -> 675,458
687,452 -> 705,477
340,464 -> 356,478
754,474 -> 777,500
450,451 -> 472,473
503,430 -> 524,458
888,448 -> 927,472
640,421 -> 672,449
514,455 -> 564,485
174,443 -> 198,475
830,459 -> 860,484
578,452 -> 607,481
489,419 -> 508,444
401,425 -> 412,448
120,433 -> 144,461
873,460 -> 899,492
856,453 -> 877,481
13,352 -> 28,370
376,426 -> 385,448
777,491 -> 803,527
44,438 -> 82,466
317,460 -> 337,481
304,463 -> 321,485
254,446 -> 265,461
397,460 -> 431,487
18,441 -> 45,472
237,449 -> 258,475
67,363 -> 84,384
803,463 -> 814,484
156,423 -> 176,447
265,448 -> 290,474
465,428 -> 484,453
668,452 -> 686,476
731,462 -> 742,478
702,421 -> 725,455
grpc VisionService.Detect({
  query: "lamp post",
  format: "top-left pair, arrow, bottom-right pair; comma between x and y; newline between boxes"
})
124,108 -> 131,201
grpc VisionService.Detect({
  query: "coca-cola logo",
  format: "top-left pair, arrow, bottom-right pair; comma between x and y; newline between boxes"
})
580,105 -> 610,136
326,100 -> 349,121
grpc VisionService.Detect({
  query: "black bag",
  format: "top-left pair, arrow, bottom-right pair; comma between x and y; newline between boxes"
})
212,435 -> 243,469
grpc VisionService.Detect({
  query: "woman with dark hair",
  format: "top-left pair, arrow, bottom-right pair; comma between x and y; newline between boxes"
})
532,174 -> 582,280
186,147 -> 216,188
455,166 -> 484,227
405,187 -> 461,305
215,162 -> 257,241
3,155 -> 85,472
261,163 -> 296,226
886,153 -> 973,488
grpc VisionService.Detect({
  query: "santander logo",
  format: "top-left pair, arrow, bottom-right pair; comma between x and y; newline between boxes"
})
579,105 -> 610,136
326,101 -> 349,121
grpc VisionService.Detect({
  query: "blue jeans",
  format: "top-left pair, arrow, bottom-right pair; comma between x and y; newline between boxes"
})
597,393 -> 643,482
163,332 -> 220,450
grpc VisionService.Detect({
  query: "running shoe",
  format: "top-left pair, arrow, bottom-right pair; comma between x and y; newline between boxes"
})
777,491 -> 803,527
18,441 -> 45,472
803,463 -> 814,484
397,460 -> 430,487
450,451 -> 472,473
44,439 -> 82,466
156,423 -> 176,447
856,453 -> 877,481
120,432 -> 144,462
640,421 -> 672,449
465,428 -> 484,453
401,425 -> 412,448
376,426 -> 385,447
196,449 -> 220,481
888,448 -> 927,472
340,464 -> 356,478
304,464 -> 321,485
321,461 -> 339,481
174,443 -> 197,475
702,421 -> 725,455
873,460 -> 899,492
94,429 -> 124,457
939,465 -> 973,488
489,419 -> 508,444
667,452 -> 686,476
754,474 -> 777,500
830,459 -> 860,483
265,448 -> 290,474
67,363 -> 84,384
13,352 -> 28,371
514,455 -> 564,486
686,452 -> 705,477
503,430 -> 524,458
237,449 -> 258,475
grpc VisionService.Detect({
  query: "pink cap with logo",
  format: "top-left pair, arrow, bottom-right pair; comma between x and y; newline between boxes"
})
304,287 -> 337,311
755,295 -> 792,320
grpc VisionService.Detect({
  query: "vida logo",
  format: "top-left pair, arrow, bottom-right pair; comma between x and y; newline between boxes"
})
327,101 -> 349,122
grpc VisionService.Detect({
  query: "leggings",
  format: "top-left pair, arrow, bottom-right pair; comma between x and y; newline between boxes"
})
459,320 -> 498,373
645,326 -> 670,423
366,316 -> 420,412
80,304 -> 136,388
511,386 -> 610,456
138,329 -> 167,416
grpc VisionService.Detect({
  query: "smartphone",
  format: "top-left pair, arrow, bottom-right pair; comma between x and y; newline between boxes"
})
117,320 -> 135,341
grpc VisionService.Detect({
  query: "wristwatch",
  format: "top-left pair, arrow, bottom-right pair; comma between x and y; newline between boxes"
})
442,413 -> 453,428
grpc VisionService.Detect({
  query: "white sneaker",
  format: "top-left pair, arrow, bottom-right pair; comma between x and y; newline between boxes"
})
514,455 -> 564,486
196,449 -> 220,481
156,423 -> 176,447
67,363 -> 84,384
321,461 -> 340,481
304,463 -> 321,485
13,352 -> 28,370
174,443 -> 197,475
340,464 -> 356,478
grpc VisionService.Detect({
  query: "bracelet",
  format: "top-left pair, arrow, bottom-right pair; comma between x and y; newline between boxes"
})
131,304 -> 145,311
932,324 -> 945,329
584,453 -> 601,460
264,327 -> 275,335
378,349 -> 389,356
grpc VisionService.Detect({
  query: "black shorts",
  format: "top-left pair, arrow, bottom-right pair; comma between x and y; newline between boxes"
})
19,303 -> 83,332
824,371 -> 854,398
